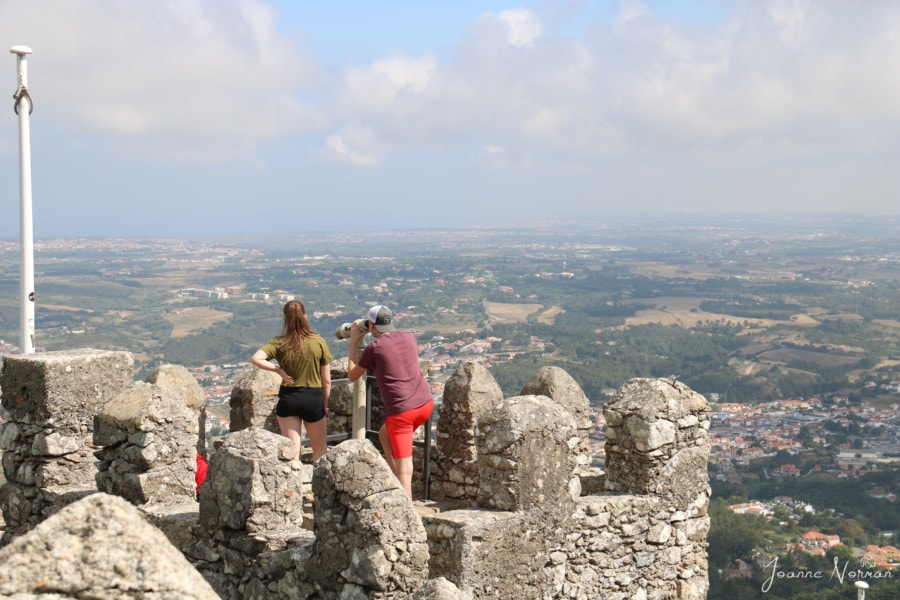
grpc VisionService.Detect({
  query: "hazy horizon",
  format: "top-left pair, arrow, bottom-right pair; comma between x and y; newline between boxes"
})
2,1 -> 898,239
2,212 -> 899,250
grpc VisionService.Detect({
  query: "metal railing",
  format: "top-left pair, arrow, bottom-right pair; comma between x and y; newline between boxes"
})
327,375 -> 432,499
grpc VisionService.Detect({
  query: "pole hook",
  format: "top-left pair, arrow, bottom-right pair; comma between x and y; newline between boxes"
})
13,85 -> 33,115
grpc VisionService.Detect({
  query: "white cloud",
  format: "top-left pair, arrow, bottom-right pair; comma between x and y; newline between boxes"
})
321,2 -> 880,173
0,0 -> 326,161
327,8 -> 603,160
473,144 -> 533,171
1,0 -> 897,220
5,0 -> 897,169
522,108 -> 570,138
616,0 -> 651,26
766,0 -> 815,49
343,52 -> 438,115
598,0 -> 900,155
322,126 -> 383,166
495,9 -> 543,48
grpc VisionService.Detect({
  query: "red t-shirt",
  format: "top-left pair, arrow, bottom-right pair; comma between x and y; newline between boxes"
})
358,331 -> 432,416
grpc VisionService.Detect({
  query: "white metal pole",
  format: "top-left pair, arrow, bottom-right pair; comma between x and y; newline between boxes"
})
855,581 -> 868,600
10,45 -> 35,354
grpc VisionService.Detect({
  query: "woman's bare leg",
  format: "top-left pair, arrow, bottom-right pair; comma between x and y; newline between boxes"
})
277,415 -> 303,460
305,417 -> 328,462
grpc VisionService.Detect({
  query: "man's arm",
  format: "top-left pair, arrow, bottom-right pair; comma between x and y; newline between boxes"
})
347,324 -> 368,381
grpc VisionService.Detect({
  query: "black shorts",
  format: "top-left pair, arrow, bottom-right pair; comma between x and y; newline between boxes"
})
275,386 -> 326,423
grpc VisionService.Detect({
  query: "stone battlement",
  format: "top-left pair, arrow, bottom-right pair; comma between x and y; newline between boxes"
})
0,349 -> 710,599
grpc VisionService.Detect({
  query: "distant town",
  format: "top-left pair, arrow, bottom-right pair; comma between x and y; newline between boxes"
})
711,395 -> 900,483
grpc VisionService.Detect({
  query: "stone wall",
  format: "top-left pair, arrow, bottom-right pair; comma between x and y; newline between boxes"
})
147,363 -> 209,458
0,349 -> 134,542
94,377 -> 198,505
0,351 -> 710,599
420,373 -> 710,600
521,366 -> 594,471
307,439 -> 430,597
430,361 -> 502,502
228,367 -> 282,435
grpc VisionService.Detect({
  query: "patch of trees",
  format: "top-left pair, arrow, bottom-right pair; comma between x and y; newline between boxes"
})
483,297 -> 896,402
708,498 -> 766,569
578,298 -> 648,318
700,299 -> 800,320
486,320 -> 773,402
725,470 -> 900,534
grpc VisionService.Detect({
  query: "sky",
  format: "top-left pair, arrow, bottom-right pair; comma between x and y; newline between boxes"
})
0,0 -> 898,238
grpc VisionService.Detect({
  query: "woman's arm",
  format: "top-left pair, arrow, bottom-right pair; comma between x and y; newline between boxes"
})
251,349 -> 293,384
320,363 -> 331,413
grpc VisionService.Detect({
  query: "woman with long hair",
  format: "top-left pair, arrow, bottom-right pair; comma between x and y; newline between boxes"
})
251,300 -> 333,461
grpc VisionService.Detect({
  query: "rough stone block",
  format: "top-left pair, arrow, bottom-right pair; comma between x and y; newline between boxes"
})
228,368 -> 281,434
521,365 -> 594,431
432,361 -> 502,501
93,381 -> 198,504
308,439 -> 430,597
198,428 -> 307,536
422,504 -> 570,599
0,492 -> 219,599
412,576 -> 473,600
626,415 -> 677,452
0,421 -> 21,450
146,363 -> 207,456
603,378 -> 710,503
0,349 -> 133,425
31,430 -> 81,456
476,395 -> 578,511
521,366 -> 595,468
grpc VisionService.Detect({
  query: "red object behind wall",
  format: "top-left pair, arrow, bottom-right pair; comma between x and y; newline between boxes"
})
195,453 -> 208,495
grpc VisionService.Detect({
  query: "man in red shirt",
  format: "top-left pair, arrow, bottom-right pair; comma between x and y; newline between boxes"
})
347,305 -> 433,499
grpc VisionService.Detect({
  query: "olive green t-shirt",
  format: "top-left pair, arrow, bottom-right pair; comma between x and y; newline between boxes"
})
259,334 -> 333,388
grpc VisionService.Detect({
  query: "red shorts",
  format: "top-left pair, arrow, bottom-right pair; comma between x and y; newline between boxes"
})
385,400 -> 434,459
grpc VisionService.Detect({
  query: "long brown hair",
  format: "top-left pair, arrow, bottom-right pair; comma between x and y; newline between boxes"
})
281,300 -> 316,353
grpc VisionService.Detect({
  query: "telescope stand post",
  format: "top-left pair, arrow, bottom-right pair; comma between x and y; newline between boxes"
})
352,338 -> 367,439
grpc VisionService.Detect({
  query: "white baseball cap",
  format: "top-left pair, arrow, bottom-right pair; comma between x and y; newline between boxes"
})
367,305 -> 395,333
